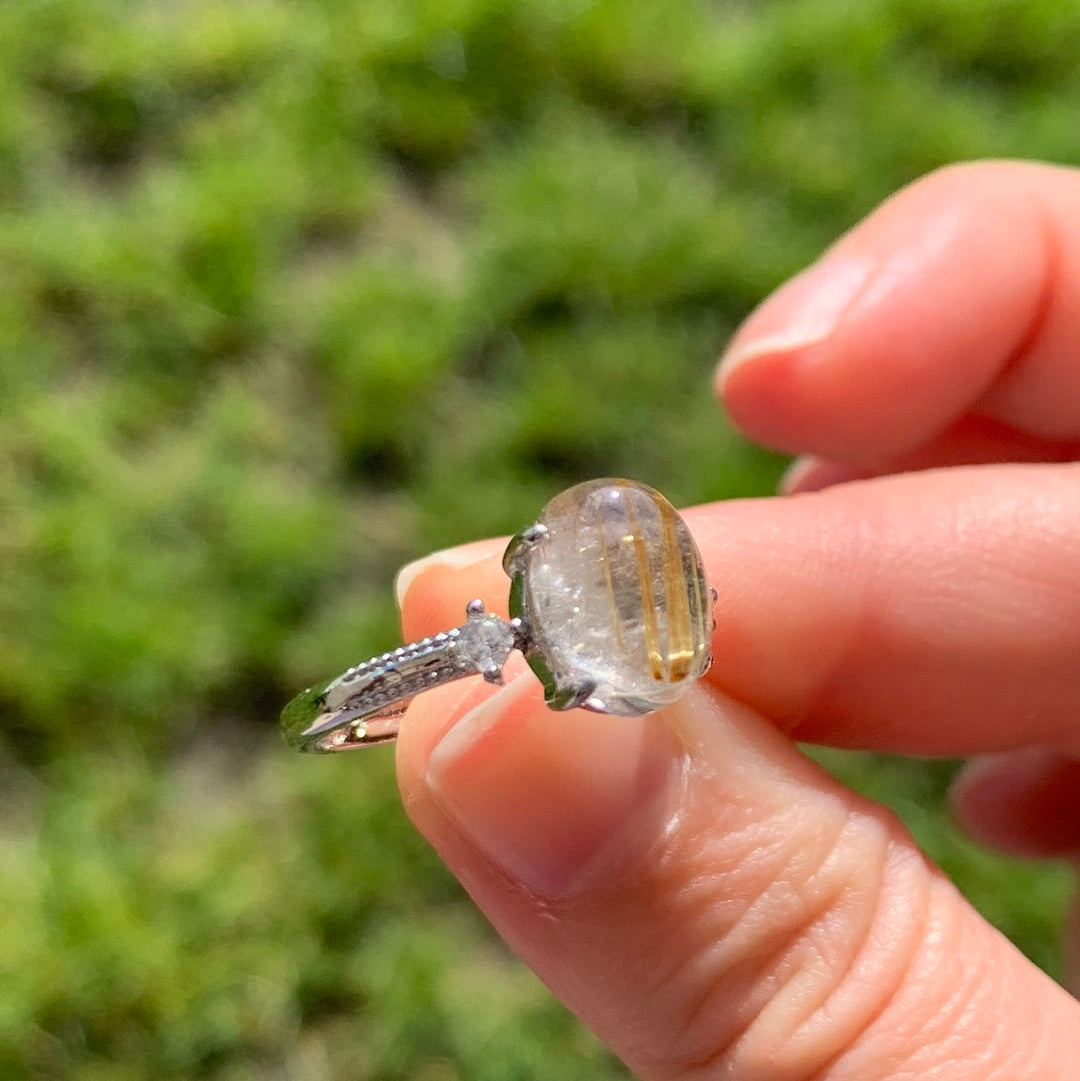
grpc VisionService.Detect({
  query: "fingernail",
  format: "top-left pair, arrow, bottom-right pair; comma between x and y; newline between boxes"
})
779,457 -> 863,495
778,457 -> 820,495
716,254 -> 875,390
426,671 -> 686,899
395,539 -> 503,609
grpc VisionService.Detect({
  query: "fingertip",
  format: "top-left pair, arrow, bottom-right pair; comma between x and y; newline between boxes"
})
716,161 -> 1053,459
394,537 -> 506,610
716,254 -> 876,396
396,539 -> 509,640
717,343 -> 823,456
950,750 -> 1080,860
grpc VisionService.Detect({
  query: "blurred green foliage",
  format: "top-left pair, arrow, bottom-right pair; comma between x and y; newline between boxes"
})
1,0 -> 1077,1077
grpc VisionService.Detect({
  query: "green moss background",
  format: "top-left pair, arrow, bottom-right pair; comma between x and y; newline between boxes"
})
2,1 -> 1078,1077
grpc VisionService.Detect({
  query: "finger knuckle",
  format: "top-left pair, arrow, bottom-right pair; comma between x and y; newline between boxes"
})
649,801 -> 931,1081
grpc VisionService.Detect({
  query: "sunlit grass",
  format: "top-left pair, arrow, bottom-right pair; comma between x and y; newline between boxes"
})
2,1 -> 1078,1077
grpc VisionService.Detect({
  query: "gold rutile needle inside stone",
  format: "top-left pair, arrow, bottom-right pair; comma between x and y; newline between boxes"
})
507,478 -> 712,716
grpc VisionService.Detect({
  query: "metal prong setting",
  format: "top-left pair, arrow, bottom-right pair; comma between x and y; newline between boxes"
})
547,677 -> 599,712
502,523 -> 548,577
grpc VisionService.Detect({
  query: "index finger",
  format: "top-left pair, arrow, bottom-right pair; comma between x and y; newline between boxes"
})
399,462 -> 1080,759
716,161 -> 1080,460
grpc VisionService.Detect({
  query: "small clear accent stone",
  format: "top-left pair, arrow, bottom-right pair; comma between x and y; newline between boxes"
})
454,608 -> 516,677
511,478 -> 711,715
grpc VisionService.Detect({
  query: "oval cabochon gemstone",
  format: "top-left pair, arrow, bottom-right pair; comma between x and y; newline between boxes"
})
512,478 -> 712,715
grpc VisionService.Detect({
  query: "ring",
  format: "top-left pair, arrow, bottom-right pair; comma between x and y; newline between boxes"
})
281,478 -> 714,753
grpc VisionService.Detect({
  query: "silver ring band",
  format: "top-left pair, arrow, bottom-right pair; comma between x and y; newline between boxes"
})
281,601 -> 520,752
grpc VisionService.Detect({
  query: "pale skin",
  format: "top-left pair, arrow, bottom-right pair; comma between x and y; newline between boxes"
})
394,161 -> 1080,1079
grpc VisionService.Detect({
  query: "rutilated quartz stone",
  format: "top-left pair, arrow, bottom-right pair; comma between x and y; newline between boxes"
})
507,478 -> 712,715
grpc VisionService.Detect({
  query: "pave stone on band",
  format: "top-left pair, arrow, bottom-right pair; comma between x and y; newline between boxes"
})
281,478 -> 714,753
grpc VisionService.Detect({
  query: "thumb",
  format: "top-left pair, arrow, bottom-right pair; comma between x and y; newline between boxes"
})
395,563 -> 1080,1081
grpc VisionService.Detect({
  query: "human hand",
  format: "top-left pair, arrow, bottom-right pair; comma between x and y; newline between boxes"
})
394,160 -> 1080,1079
